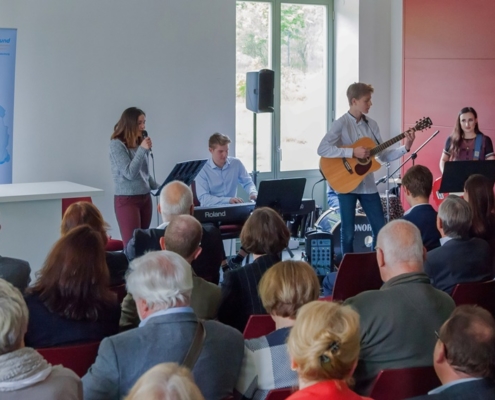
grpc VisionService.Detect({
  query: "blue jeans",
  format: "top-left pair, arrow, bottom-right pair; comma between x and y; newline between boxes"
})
337,192 -> 385,255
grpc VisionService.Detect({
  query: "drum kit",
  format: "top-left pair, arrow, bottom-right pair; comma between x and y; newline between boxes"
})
313,193 -> 404,265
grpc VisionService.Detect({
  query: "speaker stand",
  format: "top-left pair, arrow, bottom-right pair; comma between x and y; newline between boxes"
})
252,113 -> 258,185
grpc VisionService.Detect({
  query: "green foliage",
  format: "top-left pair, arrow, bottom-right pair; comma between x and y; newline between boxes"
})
281,5 -> 306,45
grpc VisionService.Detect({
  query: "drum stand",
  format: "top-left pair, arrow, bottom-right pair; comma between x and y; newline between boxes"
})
376,130 -> 440,222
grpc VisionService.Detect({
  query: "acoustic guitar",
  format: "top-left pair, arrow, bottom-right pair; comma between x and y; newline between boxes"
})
320,117 -> 433,193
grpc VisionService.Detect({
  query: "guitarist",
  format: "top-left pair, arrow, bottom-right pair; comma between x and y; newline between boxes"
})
317,82 -> 416,257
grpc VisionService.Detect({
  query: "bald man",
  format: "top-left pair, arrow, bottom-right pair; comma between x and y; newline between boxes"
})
125,180 -> 224,284
344,220 -> 455,395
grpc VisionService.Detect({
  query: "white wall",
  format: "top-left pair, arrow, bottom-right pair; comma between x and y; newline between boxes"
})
358,0 -> 403,188
0,0 -> 235,246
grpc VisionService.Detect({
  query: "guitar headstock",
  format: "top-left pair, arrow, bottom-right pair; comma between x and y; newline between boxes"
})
413,117 -> 433,132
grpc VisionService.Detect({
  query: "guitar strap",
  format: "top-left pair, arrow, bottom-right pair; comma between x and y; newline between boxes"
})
362,116 -> 380,145
473,133 -> 483,160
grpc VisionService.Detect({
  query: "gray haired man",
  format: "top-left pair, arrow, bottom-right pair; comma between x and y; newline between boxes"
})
82,251 -> 244,400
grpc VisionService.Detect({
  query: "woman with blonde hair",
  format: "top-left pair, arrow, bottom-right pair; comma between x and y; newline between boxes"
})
61,201 -> 128,285
287,301 -> 371,400
124,363 -> 204,400
235,260 -> 320,400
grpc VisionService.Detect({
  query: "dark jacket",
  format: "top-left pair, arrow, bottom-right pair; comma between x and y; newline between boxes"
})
24,293 -> 120,348
218,254 -> 281,332
402,204 -> 441,251
407,378 -> 495,399
425,237 -> 492,295
125,223 -> 224,284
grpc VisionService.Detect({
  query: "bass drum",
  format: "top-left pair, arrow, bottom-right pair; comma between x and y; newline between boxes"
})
315,210 -> 374,264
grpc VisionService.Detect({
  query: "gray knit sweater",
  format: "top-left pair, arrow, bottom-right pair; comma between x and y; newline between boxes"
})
109,139 -> 158,195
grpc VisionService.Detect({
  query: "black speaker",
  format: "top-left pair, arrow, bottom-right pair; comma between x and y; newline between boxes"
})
246,69 -> 274,113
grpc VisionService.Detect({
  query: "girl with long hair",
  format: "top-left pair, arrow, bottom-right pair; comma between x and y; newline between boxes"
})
110,107 -> 158,246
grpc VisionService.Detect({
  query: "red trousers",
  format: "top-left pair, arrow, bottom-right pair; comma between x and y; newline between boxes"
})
114,194 -> 152,248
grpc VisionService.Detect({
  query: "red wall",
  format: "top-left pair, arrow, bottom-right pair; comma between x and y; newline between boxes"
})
402,0 -> 495,208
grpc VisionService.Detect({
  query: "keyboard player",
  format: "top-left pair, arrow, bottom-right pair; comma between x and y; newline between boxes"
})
195,133 -> 257,206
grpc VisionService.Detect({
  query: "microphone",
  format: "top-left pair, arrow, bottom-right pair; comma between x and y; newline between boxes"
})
142,130 -> 153,157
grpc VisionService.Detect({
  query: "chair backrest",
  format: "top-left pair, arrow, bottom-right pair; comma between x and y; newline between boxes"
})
243,314 -> 276,339
332,252 -> 382,301
61,196 -> 93,217
191,181 -> 201,207
451,280 -> 495,317
110,283 -> 127,304
37,341 -> 100,377
369,366 -> 440,400
265,388 -> 293,400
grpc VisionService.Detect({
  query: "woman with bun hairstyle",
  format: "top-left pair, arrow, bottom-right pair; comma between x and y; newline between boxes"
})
110,107 -> 158,247
439,107 -> 494,173
287,301 -> 371,400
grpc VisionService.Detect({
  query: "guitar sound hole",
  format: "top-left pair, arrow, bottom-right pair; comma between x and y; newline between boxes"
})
357,157 -> 370,165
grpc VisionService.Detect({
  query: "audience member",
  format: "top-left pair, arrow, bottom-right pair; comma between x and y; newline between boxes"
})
235,260 -> 320,400
408,305 -> 495,399
120,215 -> 222,328
218,207 -> 291,332
424,195 -> 492,295
286,301 -> 371,400
401,165 -> 441,251
61,201 -> 128,286
82,250 -> 244,400
0,214 -> 31,292
125,180 -> 224,283
0,279 -> 82,400
24,225 -> 120,348
124,363 -> 204,400
464,174 -> 495,269
344,219 -> 455,395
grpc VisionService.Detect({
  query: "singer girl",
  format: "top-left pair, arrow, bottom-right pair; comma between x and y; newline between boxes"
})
109,107 -> 157,246
439,106 -> 494,172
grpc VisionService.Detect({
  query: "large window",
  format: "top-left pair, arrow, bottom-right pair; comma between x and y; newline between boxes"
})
236,1 -> 332,177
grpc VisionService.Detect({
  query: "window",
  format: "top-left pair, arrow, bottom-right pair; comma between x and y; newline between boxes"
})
236,0 -> 332,177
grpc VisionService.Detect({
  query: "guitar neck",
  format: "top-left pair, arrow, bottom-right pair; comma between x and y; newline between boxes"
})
370,131 -> 409,157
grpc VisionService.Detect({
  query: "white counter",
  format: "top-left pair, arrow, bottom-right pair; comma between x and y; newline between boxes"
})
0,181 -> 104,280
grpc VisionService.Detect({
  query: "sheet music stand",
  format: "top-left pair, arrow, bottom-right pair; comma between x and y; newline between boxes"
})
151,159 -> 207,197
256,178 -> 306,214
439,161 -> 495,193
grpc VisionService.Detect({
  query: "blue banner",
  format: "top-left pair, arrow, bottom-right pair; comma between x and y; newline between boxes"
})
0,28 -> 16,183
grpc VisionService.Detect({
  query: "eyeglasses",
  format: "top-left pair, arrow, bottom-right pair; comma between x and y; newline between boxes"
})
434,331 -> 440,340
435,330 -> 449,358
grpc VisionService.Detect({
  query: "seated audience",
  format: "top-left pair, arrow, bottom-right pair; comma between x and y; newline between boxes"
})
120,215 -> 222,328
235,260 -> 321,400
464,173 -> 495,271
286,301 -> 371,400
464,174 -> 495,241
344,219 -> 455,395
0,279 -> 82,399
24,226 -> 120,348
82,250 -> 244,400
424,195 -> 492,295
0,254 -> 30,293
218,207 -> 291,332
408,305 -> 495,399
125,180 -> 224,283
124,363 -> 204,400
401,165 -> 441,251
61,201 -> 128,286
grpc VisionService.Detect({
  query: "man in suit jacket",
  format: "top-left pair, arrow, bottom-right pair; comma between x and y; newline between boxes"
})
125,180 -> 224,283
120,215 -> 222,328
425,196 -> 492,295
408,305 -> 495,399
0,255 -> 31,292
82,250 -> 244,400
401,165 -> 441,251
344,220 -> 455,395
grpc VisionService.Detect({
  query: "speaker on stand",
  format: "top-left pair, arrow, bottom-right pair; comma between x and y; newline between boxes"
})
245,69 -> 274,185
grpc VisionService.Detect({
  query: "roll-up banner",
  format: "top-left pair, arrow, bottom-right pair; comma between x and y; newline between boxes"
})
0,28 -> 16,183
